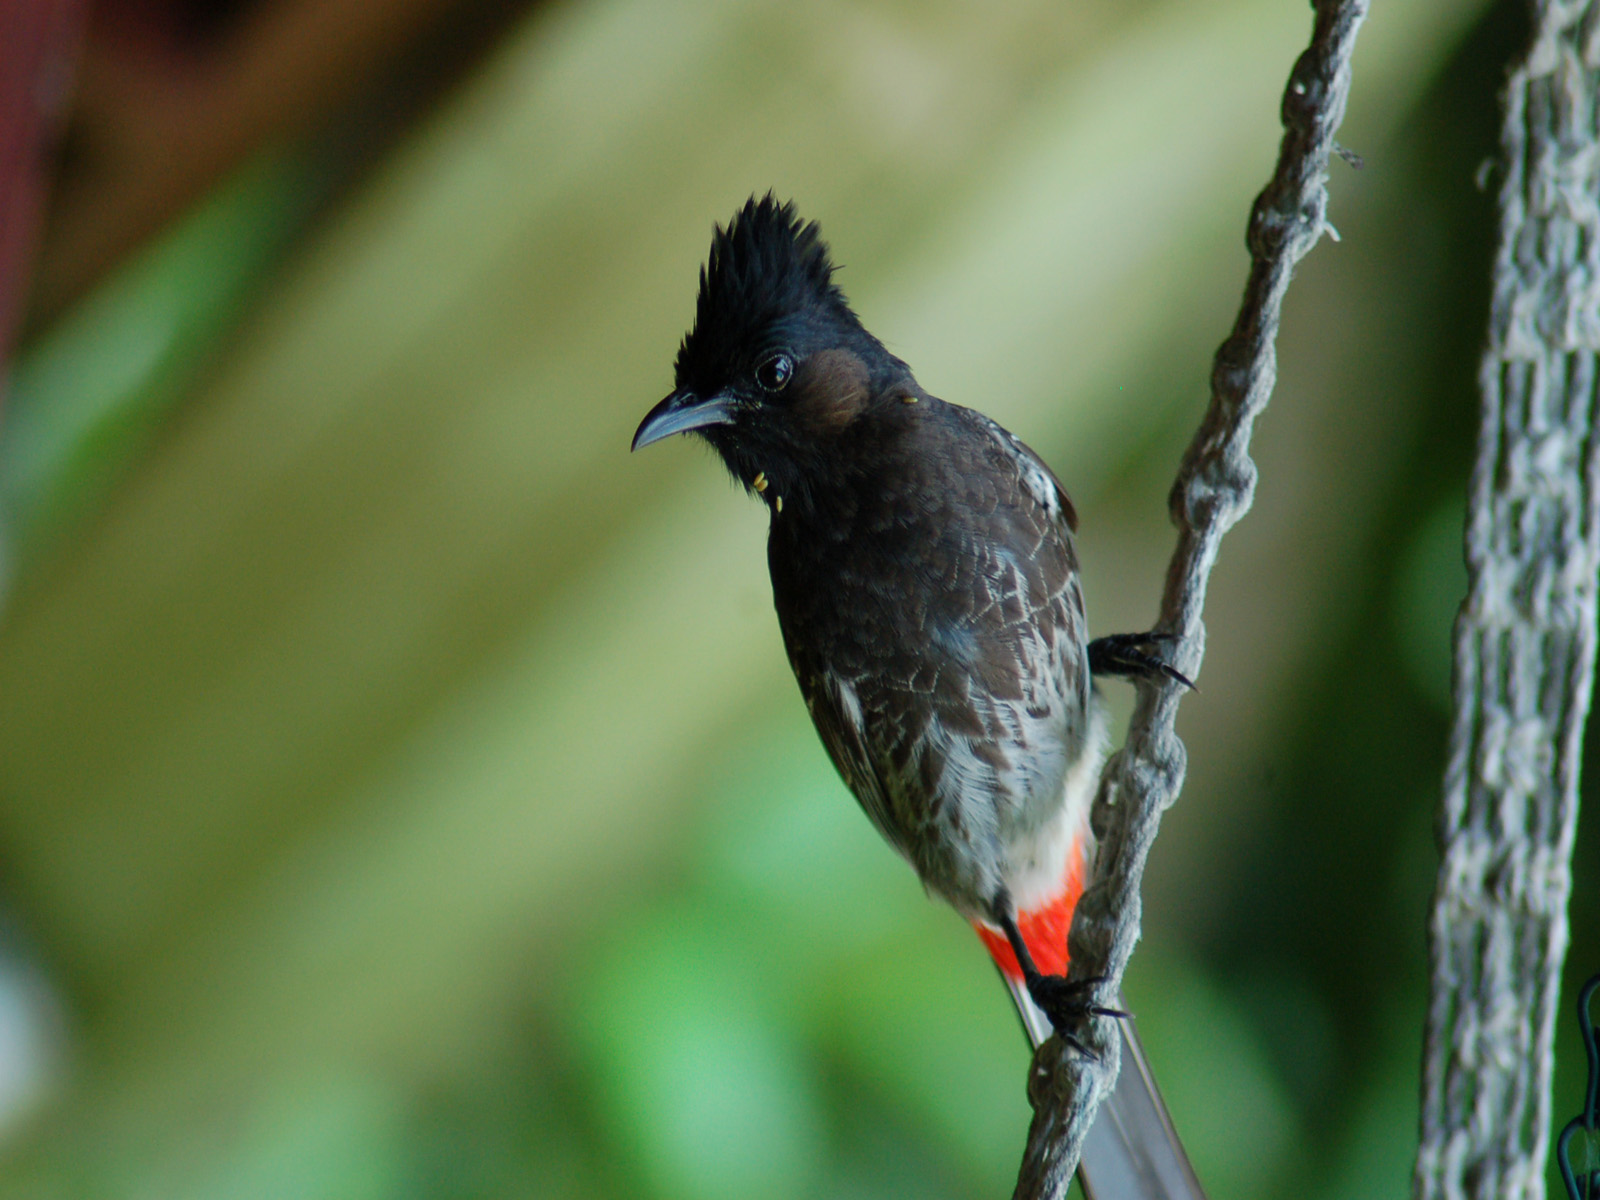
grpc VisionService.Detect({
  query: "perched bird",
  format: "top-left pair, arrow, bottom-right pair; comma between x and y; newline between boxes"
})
633,195 -> 1204,1200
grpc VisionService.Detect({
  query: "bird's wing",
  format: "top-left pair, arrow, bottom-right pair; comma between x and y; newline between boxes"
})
966,410 -> 1079,534
795,665 -> 904,853
785,409 -> 1094,913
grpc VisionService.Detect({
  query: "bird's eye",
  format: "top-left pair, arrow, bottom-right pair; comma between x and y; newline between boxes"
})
755,353 -> 794,393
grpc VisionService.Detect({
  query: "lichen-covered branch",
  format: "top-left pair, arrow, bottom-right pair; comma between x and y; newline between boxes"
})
1414,5 -> 1600,1199
1012,3 -> 1371,1196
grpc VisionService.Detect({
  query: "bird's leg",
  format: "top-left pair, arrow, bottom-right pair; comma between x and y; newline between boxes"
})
1087,631 -> 1196,690
993,902 -> 1126,1057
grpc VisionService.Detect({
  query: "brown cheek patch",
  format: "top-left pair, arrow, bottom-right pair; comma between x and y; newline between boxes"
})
793,349 -> 870,434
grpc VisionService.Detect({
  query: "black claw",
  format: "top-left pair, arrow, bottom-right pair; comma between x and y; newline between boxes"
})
992,901 -> 1125,1058
1025,974 -> 1125,1058
1057,1030 -> 1094,1058
1088,631 -> 1197,691
1029,973 -> 1126,1020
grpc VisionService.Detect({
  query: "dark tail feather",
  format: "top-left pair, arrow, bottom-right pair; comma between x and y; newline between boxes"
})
1002,974 -> 1208,1200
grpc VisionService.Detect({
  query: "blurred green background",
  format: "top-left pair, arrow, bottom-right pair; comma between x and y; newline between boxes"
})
1,0 -> 1597,1197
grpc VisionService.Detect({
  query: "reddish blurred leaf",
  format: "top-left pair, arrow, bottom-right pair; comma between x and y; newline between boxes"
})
0,0 -> 86,396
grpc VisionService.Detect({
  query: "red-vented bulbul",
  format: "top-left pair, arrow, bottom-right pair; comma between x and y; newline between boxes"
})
632,195 -> 1205,1200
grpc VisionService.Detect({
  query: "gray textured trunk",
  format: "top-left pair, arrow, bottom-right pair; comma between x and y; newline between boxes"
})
1414,5 -> 1600,1199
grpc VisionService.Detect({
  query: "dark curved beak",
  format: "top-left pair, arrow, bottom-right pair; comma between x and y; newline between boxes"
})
631,390 -> 735,451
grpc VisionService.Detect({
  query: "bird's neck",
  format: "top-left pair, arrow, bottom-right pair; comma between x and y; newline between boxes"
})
754,392 -> 928,534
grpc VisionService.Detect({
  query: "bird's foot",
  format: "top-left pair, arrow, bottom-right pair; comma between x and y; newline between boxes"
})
1088,631 -> 1195,690
1026,973 -> 1128,1058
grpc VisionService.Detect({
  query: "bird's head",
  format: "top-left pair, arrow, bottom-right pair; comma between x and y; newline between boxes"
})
632,195 -> 913,507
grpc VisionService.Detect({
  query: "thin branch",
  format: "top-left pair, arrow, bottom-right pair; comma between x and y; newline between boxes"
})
1012,2 -> 1371,1196
1415,3 -> 1600,1198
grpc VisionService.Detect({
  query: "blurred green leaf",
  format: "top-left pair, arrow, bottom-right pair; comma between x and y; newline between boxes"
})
567,902 -> 828,1200
828,926 -> 1031,1195
1309,1004 -> 1427,1200
1124,947 -> 1304,1200
1,151 -> 320,564
198,1074 -> 408,1200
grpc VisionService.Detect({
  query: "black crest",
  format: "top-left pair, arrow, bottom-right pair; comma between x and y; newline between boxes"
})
674,194 -> 859,390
